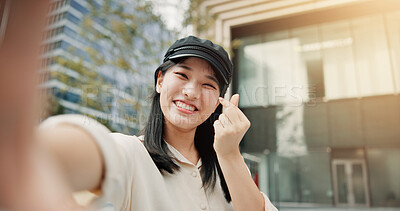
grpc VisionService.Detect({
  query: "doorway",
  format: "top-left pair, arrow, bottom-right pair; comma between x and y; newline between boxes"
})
332,159 -> 370,207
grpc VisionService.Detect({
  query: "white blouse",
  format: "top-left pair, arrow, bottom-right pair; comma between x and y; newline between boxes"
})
40,114 -> 278,211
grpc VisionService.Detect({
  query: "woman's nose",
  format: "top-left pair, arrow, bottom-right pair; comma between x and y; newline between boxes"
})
182,83 -> 200,100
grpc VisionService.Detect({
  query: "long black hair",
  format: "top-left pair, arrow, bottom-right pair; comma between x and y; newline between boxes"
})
142,58 -> 231,202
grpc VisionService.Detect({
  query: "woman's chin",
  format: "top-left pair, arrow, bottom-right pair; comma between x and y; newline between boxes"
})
167,116 -> 202,130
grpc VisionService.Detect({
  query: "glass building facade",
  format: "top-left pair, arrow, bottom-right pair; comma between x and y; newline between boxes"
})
234,1 -> 400,208
41,0 -> 172,133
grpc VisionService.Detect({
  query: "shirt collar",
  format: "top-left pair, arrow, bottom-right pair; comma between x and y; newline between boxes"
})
164,140 -> 202,168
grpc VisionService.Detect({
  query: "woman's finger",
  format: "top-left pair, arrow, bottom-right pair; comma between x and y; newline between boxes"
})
219,94 -> 239,108
213,120 -> 224,132
218,97 -> 231,108
218,113 -> 231,128
229,94 -> 239,107
219,97 -> 243,122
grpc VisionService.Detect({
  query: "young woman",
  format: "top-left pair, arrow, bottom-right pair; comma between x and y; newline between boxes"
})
38,36 -> 278,211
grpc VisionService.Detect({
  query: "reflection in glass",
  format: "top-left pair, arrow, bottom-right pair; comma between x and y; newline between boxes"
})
333,160 -> 369,206
238,10 -> 400,105
352,164 -> 366,204
321,20 -> 358,99
236,7 -> 400,209
297,152 -> 332,204
336,164 -> 348,204
351,15 -> 393,96
276,106 -> 307,157
269,152 -> 332,204
237,30 -> 309,107
237,35 -> 263,107
368,149 -> 400,207
292,25 -> 325,99
386,11 -> 400,93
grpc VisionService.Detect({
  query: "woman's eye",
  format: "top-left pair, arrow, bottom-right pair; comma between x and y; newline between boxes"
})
176,72 -> 188,79
204,84 -> 216,89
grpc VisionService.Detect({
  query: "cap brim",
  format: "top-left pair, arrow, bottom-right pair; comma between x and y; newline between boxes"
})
168,52 -> 229,85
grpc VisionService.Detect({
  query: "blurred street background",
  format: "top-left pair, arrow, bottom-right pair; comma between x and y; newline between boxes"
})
6,0 -> 399,210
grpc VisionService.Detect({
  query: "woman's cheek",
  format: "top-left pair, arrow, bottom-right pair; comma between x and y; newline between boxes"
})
202,89 -> 218,105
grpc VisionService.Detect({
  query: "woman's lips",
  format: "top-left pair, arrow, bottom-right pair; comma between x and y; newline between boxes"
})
173,100 -> 198,114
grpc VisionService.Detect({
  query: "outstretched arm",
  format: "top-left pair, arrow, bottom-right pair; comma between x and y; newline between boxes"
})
37,123 -> 104,192
0,0 -> 102,209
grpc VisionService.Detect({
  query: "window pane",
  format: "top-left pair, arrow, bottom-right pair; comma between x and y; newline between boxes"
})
292,25 -> 325,99
262,30 -> 309,105
241,107 -> 277,152
271,152 -> 333,204
352,163 -> 366,204
386,11 -> 400,93
237,35 -> 263,107
66,12 -> 80,25
277,156 -> 298,202
320,20 -> 358,99
367,149 -> 400,207
352,15 -> 393,96
298,152 -> 333,204
63,26 -> 77,38
336,164 -> 348,204
70,0 -> 88,14
303,103 -> 329,147
237,30 -> 310,107
329,99 -> 363,147
362,96 -> 400,147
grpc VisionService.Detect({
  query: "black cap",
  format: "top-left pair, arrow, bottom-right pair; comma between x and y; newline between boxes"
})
162,36 -> 233,95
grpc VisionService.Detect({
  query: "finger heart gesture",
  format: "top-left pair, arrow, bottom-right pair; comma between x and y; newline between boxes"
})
213,94 -> 251,157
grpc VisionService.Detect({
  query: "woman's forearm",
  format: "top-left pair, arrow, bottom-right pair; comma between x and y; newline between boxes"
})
217,151 -> 264,211
37,123 -> 104,192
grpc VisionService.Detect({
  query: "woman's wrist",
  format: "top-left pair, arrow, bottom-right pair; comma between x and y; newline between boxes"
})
215,149 -> 242,162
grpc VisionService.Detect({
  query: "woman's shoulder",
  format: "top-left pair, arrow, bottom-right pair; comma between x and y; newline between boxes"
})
108,133 -> 153,166
108,133 -> 149,156
109,133 -> 144,145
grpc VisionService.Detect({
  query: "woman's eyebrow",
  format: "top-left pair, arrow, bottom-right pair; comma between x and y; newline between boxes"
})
177,64 -> 192,70
177,64 -> 218,85
206,75 -> 219,85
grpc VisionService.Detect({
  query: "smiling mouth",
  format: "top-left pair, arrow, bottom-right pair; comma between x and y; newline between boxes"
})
173,101 -> 198,112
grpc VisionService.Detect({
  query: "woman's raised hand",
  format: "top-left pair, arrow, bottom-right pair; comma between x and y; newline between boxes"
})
212,95 -> 265,211
213,94 -> 251,158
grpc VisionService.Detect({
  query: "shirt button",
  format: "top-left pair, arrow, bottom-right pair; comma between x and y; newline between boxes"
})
200,203 -> 207,210
191,171 -> 197,177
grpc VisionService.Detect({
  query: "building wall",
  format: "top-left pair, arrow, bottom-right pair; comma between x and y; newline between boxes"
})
197,0 -> 364,48
241,96 -> 400,207
198,0 -> 400,208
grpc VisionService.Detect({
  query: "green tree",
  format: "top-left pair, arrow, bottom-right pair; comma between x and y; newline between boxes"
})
184,0 -> 217,39
46,0 -> 174,133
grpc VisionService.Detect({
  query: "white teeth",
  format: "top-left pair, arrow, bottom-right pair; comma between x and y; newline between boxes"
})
176,101 -> 195,111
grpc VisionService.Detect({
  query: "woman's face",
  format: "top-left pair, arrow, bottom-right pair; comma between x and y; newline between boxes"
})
157,57 -> 221,131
